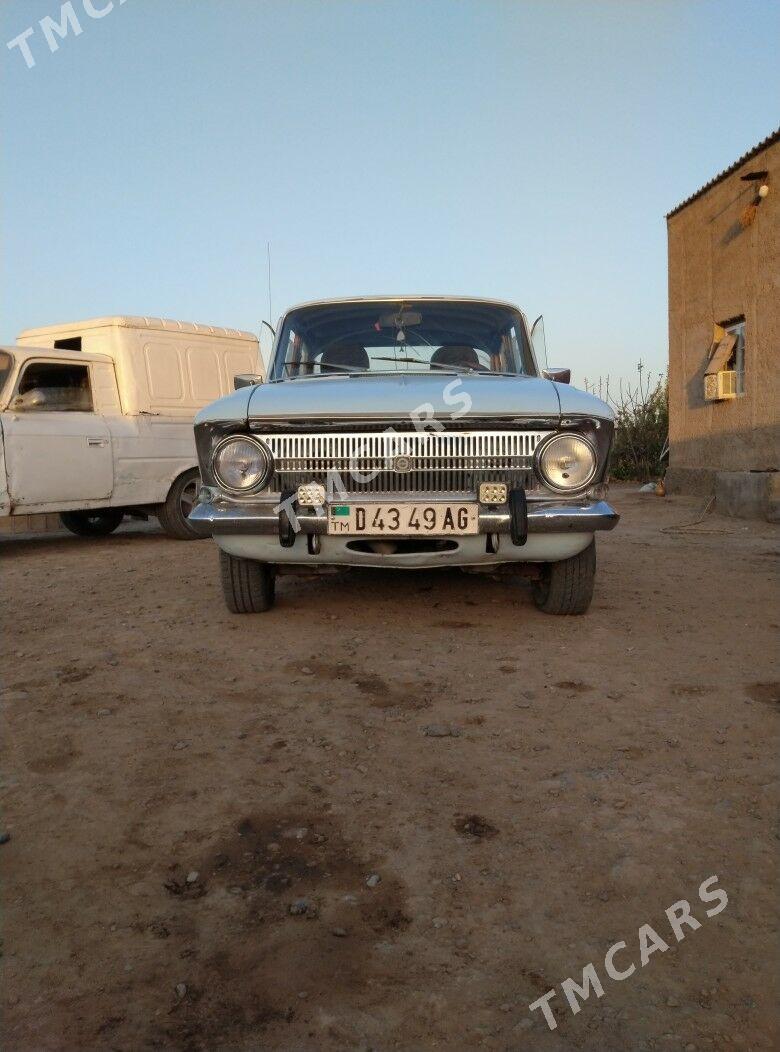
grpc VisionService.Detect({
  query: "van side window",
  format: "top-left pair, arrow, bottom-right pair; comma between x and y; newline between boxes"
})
15,363 -> 93,412
53,337 -> 82,351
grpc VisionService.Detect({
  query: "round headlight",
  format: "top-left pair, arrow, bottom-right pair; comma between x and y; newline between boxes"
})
537,433 -> 597,492
213,436 -> 272,492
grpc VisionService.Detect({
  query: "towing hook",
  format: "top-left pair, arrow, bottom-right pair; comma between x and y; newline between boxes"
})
278,491 -> 297,548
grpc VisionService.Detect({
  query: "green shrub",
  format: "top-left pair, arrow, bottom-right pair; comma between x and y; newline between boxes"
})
583,365 -> 668,482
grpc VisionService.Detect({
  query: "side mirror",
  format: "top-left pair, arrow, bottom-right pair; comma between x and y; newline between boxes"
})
543,366 -> 571,385
234,373 -> 264,390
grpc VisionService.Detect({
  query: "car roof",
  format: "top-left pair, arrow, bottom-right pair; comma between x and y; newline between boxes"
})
17,316 -> 257,340
0,344 -> 113,364
281,295 -> 526,316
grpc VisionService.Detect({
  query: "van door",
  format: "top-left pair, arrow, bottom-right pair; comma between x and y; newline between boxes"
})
1,360 -> 113,509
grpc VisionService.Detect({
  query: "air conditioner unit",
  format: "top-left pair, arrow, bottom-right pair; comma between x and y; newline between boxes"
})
704,370 -> 738,401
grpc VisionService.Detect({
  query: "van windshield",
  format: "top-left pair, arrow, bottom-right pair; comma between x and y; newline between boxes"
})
0,351 -> 14,399
271,300 -> 535,380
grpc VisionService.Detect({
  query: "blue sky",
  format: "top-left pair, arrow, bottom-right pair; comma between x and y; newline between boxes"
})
2,0 -> 778,384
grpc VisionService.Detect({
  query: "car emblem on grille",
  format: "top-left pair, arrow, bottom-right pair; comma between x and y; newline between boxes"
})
392,454 -> 413,473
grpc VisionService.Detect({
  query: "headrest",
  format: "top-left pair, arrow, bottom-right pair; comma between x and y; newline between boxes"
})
430,345 -> 480,369
320,342 -> 369,372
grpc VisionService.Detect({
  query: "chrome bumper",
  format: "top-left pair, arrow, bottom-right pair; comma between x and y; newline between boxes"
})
189,498 -> 619,536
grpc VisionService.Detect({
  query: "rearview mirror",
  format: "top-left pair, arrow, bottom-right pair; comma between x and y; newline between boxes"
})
378,310 -> 423,328
234,373 -> 264,390
542,366 -> 571,384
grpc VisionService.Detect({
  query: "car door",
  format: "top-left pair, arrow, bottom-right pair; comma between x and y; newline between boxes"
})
1,359 -> 113,509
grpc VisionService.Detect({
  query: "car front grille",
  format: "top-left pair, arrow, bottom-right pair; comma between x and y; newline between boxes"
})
256,430 -> 551,496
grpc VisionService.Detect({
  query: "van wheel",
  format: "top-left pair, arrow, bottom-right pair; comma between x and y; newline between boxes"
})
219,551 -> 275,613
60,509 -> 124,537
157,469 -> 203,540
532,540 -> 596,615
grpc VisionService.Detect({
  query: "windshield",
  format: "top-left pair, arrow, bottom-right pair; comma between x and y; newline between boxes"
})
271,300 -> 535,380
0,351 -> 14,399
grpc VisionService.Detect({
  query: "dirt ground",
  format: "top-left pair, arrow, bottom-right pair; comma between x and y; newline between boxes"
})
1,485 -> 778,1052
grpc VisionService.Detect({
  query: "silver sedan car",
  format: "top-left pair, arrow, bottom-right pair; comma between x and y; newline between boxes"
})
191,297 -> 619,614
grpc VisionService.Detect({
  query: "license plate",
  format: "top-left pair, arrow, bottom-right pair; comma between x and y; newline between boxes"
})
327,503 -> 479,536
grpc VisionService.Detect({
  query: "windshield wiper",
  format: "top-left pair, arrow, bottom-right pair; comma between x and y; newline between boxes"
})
276,362 -> 523,380
282,366 -> 368,378
370,356 -> 480,374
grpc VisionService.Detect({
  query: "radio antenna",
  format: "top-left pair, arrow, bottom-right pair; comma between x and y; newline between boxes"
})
266,241 -> 273,324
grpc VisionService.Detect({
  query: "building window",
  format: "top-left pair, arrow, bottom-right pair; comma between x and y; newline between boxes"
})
704,317 -> 746,398
723,318 -> 745,395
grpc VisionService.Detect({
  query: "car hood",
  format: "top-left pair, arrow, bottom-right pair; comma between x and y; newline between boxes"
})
194,386 -> 255,425
553,382 -> 613,422
246,373 -> 567,423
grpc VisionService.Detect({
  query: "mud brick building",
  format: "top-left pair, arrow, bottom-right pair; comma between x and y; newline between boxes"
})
666,129 -> 779,519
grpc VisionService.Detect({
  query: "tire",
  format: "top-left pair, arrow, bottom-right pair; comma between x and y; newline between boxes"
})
157,469 -> 204,540
59,509 -> 124,537
532,540 -> 596,615
219,550 -> 276,613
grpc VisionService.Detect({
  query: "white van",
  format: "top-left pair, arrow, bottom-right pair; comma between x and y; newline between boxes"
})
0,316 -> 261,538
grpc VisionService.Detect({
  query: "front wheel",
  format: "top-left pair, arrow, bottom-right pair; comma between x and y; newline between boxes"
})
60,509 -> 124,537
532,540 -> 596,615
156,469 -> 204,540
219,550 -> 276,613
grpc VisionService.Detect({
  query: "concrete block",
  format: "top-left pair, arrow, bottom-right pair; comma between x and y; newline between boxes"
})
0,513 -> 63,535
715,470 -> 779,521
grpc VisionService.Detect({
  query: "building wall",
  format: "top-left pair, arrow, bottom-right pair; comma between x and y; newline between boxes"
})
666,138 -> 779,495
